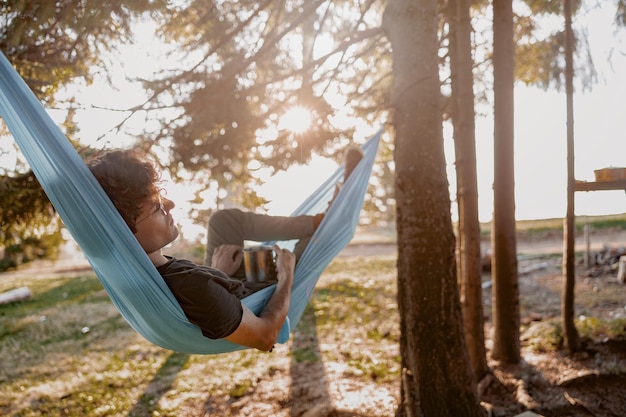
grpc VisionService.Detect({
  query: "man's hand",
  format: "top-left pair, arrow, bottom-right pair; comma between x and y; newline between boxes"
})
224,245 -> 296,352
273,244 -> 295,283
211,244 -> 243,276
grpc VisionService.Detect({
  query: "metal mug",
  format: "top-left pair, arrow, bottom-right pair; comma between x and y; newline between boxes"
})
243,245 -> 276,283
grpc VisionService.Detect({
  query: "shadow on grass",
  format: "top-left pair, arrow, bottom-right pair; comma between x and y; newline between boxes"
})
126,351 -> 189,417
288,302 -> 331,416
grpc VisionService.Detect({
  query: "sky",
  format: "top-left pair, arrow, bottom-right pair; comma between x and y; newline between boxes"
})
4,3 -> 626,237
260,4 -> 626,223
491,4 -> 626,222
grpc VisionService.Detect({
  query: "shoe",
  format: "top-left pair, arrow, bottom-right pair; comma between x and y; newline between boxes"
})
325,145 -> 364,211
343,145 -> 364,183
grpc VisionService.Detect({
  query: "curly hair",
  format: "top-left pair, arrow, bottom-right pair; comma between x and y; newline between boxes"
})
86,150 -> 162,233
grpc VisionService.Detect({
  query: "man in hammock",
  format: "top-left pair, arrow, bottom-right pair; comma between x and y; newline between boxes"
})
87,146 -> 363,352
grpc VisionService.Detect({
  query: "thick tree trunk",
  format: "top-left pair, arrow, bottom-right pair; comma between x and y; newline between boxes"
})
383,1 -> 485,416
491,0 -> 520,364
448,0 -> 489,381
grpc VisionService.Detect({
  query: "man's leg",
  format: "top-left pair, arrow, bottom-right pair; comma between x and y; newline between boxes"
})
204,209 -> 317,268
291,146 -> 364,260
326,145 -> 365,210
205,145 -> 364,275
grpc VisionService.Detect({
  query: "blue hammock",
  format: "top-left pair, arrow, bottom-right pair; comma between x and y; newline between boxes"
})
0,51 -> 382,354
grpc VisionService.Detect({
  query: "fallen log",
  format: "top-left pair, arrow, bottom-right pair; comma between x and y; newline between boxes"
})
0,287 -> 32,305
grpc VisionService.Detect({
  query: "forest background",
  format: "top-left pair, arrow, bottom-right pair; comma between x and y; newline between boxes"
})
1,0 -> 626,265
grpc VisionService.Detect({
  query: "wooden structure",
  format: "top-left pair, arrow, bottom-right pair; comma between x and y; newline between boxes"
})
574,179 -> 626,192
567,178 -> 626,273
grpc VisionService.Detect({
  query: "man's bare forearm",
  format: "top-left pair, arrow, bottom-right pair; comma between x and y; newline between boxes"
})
259,272 -> 293,341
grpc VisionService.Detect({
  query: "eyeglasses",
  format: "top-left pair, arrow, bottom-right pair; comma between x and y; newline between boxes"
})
135,195 -> 166,225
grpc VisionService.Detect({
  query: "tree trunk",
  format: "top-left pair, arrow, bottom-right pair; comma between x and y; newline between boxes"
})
562,0 -> 581,353
448,0 -> 489,381
491,0 -> 520,364
383,1 -> 485,416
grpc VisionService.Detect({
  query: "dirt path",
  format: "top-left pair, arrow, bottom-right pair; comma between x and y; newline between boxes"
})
341,227 -> 626,259
515,228 -> 626,256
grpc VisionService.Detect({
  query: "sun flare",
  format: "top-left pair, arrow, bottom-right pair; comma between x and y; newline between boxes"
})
279,106 -> 312,134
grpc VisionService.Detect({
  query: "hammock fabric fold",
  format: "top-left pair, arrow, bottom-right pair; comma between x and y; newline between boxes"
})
0,51 -> 382,354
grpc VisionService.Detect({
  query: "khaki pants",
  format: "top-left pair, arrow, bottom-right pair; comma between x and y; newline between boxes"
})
204,209 -> 315,279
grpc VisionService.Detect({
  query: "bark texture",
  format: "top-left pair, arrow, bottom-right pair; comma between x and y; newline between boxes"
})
448,0 -> 489,380
492,0 -> 521,363
383,0 -> 486,415
562,0 -> 581,353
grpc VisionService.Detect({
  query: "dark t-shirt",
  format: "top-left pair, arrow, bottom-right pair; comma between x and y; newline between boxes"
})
157,257 -> 274,339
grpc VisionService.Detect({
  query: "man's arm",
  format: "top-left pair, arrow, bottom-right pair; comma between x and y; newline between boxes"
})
224,244 -> 295,351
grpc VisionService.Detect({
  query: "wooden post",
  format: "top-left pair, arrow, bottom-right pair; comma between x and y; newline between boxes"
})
618,256 -> 626,284
584,224 -> 590,268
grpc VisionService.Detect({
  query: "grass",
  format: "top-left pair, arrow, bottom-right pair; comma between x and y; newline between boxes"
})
2,214 -> 625,415
0,255 -> 400,416
479,212 -> 626,236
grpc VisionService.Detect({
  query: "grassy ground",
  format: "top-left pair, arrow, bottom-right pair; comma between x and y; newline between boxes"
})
2,214 -> 626,416
0,256 -> 400,417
